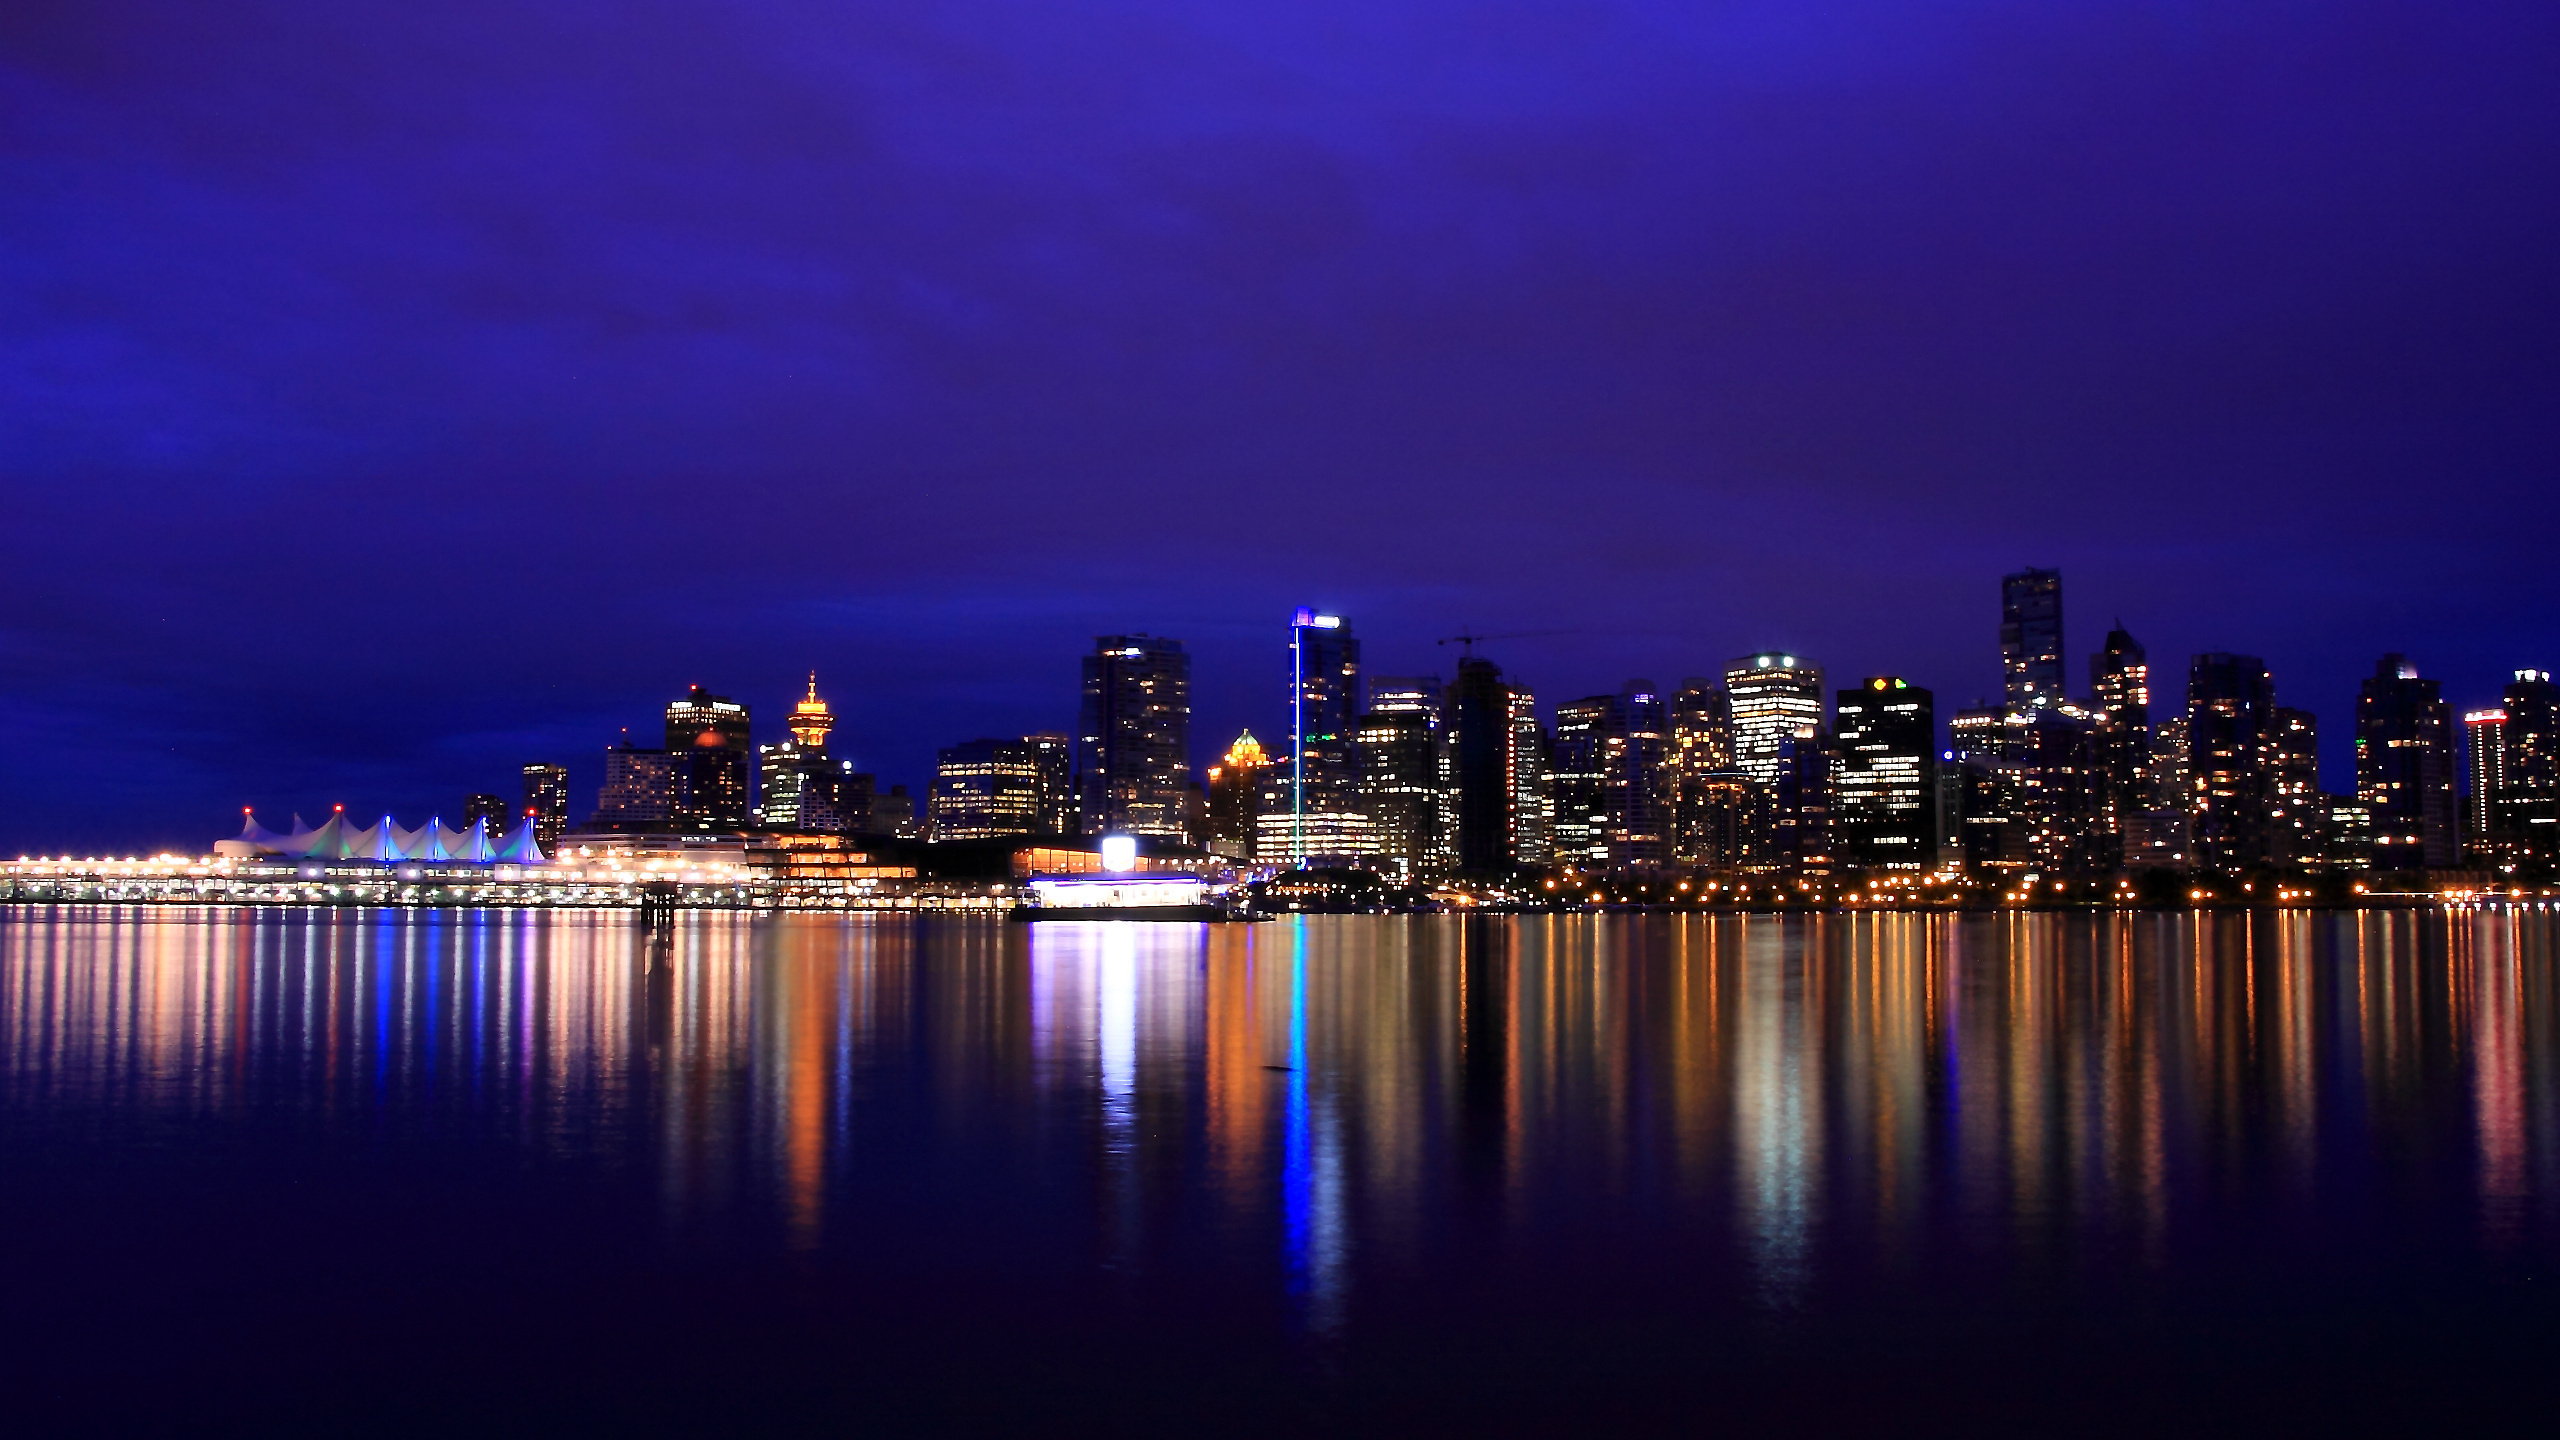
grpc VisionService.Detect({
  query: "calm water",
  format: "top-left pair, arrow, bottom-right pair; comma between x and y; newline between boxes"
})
4,907 -> 2559,1435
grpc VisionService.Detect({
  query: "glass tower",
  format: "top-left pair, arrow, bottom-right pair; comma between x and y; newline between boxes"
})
2001,567 -> 2065,711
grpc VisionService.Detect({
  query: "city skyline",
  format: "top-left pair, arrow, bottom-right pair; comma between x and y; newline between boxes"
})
8,4 -> 2557,856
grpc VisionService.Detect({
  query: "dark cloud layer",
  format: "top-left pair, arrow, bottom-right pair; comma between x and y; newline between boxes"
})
5,1 -> 2557,851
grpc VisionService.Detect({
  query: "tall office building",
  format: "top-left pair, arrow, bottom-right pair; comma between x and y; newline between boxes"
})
592,738 -> 676,826
1273,609 -> 1367,865
1770,725 -> 1837,875
757,676 -> 853,833
2088,625 -> 2151,837
1549,697 -> 1612,866
930,738 -> 1044,840
2464,708 -> 2507,860
521,763 -> 570,849
2188,653 -> 2277,872
1834,678 -> 1936,871
1948,706 -> 2022,874
2269,706 -> 2323,869
2007,704 -> 2105,872
2001,568 -> 2065,711
1446,656 -> 1541,872
1076,635 -> 1191,839
1022,731 -> 1075,837
1668,680 -> 1749,871
2356,654 -> 2457,869
666,685 -> 753,828
1507,689 -> 1551,867
1357,681 -> 1450,881
1724,654 -> 1825,786
2496,669 -> 2559,868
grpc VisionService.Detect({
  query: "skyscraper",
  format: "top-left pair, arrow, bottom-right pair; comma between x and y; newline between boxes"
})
1549,697 -> 1612,866
1447,655 -> 1541,873
2188,653 -> 2276,872
1077,635 -> 1191,839
930,738 -> 1044,840
462,792 -> 511,836
2270,706 -> 2323,870
1548,684 -> 1671,868
2464,708 -> 2507,861
1024,731 -> 1075,837
1723,654 -> 1825,787
1276,609 -> 1368,865
1668,680 -> 1749,872
521,763 -> 570,850
1356,681 -> 1450,882
2496,669 -> 2559,868
1507,688 -> 1551,867
2001,567 -> 2065,711
757,675 -> 852,833
2356,654 -> 2457,869
2088,624 -> 2151,837
1834,678 -> 1936,871
1770,725 -> 1837,875
666,685 -> 753,828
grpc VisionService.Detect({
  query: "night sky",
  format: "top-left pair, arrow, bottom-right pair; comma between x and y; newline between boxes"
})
7,1 -> 2557,854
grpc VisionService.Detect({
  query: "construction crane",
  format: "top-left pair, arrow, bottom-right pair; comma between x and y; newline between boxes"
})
1435,630 -> 1565,657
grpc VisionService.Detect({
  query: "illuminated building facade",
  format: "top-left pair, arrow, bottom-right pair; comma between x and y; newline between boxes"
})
1724,653 -> 1825,788
930,738 -> 1044,840
2001,567 -> 2066,711
2355,654 -> 2457,868
2089,624 -> 2151,838
1833,677 -> 1935,871
1507,688 -> 1550,867
666,685 -> 753,827
1948,705 -> 2023,873
592,741 -> 675,826
1024,731 -> 1075,837
2495,670 -> 2559,868
2006,703 -> 2105,872
1204,731 -> 1270,858
757,676 -> 854,833
1550,683 -> 1676,869
1669,680 -> 1749,872
1076,635 -> 1191,839
1356,696 -> 1449,882
2270,706 -> 2323,869
521,763 -> 571,850
1549,697 -> 1611,866
1771,725 -> 1836,875
2464,708 -> 2507,863
2187,653 -> 2276,872
1281,608 -> 1364,865
462,792 -> 511,836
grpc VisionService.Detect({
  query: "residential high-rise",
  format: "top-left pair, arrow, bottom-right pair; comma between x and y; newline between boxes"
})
1834,678 -> 1936,871
1724,653 -> 1825,788
462,792 -> 511,836
1668,680 -> 1748,871
1547,682 -> 1670,869
1076,635 -> 1191,839
2464,708 -> 2508,863
1203,731 -> 1270,858
1506,689 -> 1551,867
2270,706 -> 2323,870
521,763 -> 570,850
666,685 -> 753,828
2001,568 -> 2065,711
2496,670 -> 2559,868
1948,706 -> 2022,874
2188,653 -> 2277,872
1273,609 -> 1368,865
2356,654 -> 2457,869
1021,731 -> 1074,837
930,738 -> 1043,840
2088,624 -> 2151,837
2006,704 -> 2105,873
591,738 -> 676,827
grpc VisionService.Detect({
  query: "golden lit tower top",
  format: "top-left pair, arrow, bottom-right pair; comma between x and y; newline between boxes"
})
789,673 -> 835,751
